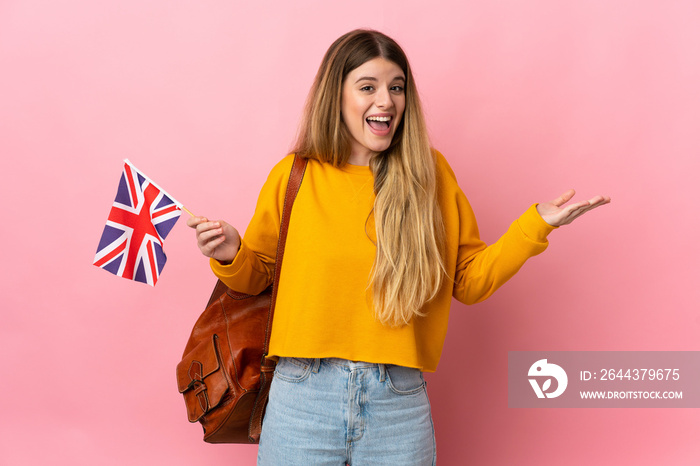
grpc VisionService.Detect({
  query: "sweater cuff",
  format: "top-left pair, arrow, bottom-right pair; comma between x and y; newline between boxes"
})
518,204 -> 557,243
209,241 -> 250,279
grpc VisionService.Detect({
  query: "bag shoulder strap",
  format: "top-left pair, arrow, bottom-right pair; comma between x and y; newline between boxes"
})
247,154 -> 307,443
265,154 -> 307,356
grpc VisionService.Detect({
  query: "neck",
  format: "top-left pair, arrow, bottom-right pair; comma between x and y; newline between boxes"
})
347,151 -> 374,166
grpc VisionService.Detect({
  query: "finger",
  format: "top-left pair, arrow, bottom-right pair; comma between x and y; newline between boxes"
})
197,227 -> 224,246
199,232 -> 226,254
551,189 -> 576,207
579,200 -> 609,215
186,216 -> 208,228
561,200 -> 591,215
564,201 -> 609,224
201,235 -> 227,257
587,195 -> 611,206
564,195 -> 610,216
195,221 -> 221,235
567,197 -> 610,217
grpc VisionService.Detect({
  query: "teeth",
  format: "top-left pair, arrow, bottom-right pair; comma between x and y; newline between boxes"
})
366,116 -> 391,122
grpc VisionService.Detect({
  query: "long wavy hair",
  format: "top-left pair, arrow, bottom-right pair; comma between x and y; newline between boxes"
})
293,29 -> 446,326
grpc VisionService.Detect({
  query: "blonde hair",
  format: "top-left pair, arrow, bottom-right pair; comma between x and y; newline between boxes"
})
293,29 -> 446,326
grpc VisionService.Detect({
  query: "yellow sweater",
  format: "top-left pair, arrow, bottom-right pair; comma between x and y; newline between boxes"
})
211,152 -> 555,372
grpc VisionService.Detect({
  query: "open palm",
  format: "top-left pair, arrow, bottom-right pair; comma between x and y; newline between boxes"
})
537,189 -> 611,227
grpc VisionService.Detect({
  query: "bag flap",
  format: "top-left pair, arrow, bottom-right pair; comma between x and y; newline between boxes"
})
176,335 -> 222,392
176,335 -> 230,422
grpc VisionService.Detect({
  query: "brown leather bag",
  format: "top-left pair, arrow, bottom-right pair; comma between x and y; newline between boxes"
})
176,155 -> 307,443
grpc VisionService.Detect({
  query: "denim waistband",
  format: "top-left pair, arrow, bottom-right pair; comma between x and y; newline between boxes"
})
323,358 -> 383,370
278,357 -> 421,383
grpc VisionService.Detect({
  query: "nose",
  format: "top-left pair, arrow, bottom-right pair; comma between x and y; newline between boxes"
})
375,86 -> 394,110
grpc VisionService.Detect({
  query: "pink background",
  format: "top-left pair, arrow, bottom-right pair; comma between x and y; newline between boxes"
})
1,1 -> 698,464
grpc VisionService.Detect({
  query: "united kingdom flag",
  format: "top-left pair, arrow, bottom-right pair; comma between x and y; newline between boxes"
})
93,160 -> 183,286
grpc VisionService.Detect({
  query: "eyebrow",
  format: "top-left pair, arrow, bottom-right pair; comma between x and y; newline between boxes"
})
354,76 -> 406,84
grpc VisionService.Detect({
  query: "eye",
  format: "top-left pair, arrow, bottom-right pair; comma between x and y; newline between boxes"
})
390,85 -> 405,93
360,85 -> 374,92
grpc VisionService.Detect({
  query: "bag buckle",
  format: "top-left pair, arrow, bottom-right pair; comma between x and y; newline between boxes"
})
187,360 -> 210,413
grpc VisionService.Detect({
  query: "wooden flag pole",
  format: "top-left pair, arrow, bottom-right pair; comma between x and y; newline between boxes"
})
182,206 -> 195,217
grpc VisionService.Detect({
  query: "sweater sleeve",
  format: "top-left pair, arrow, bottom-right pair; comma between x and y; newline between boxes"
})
209,155 -> 295,295
435,152 -> 557,305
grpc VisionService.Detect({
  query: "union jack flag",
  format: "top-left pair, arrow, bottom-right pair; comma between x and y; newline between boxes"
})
93,159 -> 182,286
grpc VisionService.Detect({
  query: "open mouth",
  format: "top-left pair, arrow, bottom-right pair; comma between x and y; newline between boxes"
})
366,115 -> 392,133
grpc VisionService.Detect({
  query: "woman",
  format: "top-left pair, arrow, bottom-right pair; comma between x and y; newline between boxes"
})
187,29 -> 609,465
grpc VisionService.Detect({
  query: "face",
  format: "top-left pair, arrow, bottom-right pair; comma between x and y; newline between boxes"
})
341,57 -> 406,164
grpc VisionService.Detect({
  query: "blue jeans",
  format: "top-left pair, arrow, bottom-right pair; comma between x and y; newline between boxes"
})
257,358 -> 436,465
